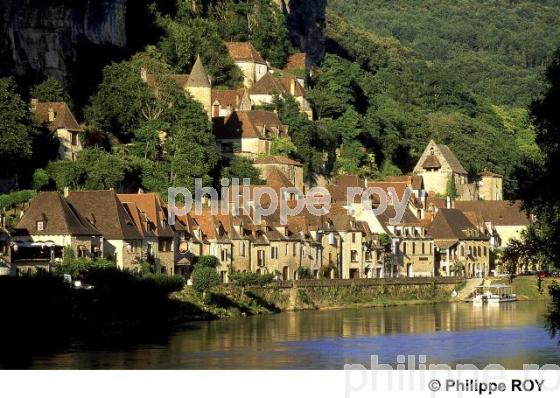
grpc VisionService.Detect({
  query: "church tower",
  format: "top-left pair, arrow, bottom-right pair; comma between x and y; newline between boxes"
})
186,55 -> 212,119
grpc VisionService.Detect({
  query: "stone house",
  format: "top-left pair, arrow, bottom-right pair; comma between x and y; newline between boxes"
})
428,208 -> 490,277
12,191 -> 102,272
477,171 -> 503,201
248,73 -> 313,119
225,42 -> 268,88
32,101 -> 82,161
118,192 -> 177,275
213,110 -> 288,158
254,156 -> 304,191
413,140 -> 475,200
66,190 -> 144,271
211,88 -> 251,118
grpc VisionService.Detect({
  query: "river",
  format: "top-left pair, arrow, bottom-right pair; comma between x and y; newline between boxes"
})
11,301 -> 560,369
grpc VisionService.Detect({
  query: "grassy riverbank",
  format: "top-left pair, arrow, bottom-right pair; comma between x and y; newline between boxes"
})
490,276 -> 560,301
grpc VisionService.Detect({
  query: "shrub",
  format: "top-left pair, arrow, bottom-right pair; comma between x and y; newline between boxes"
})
194,255 -> 219,269
140,273 -> 185,294
191,267 -> 221,297
229,271 -> 274,287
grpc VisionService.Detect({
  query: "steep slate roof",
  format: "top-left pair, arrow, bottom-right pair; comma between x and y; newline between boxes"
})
437,144 -> 467,174
254,155 -> 302,166
428,208 -> 487,242
118,193 -> 175,238
15,191 -> 100,236
454,200 -> 531,226
33,102 -> 80,131
67,190 -> 142,240
214,110 -> 287,139
187,55 -> 211,88
225,42 -> 266,63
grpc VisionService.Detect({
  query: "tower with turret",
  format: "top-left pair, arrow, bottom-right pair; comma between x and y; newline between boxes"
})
186,55 -> 212,118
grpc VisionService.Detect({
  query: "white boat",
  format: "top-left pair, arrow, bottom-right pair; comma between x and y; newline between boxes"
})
472,284 -> 517,303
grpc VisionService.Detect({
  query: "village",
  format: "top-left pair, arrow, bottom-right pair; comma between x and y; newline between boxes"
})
0,42 -> 533,285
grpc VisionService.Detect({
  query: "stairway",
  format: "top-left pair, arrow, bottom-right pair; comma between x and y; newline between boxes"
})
454,277 -> 483,301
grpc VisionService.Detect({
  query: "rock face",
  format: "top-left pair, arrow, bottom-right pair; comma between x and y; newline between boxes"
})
275,0 -> 326,65
0,0 -> 127,84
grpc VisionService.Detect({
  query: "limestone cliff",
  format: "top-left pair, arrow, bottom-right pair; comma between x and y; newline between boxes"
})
275,0 -> 326,65
0,0 -> 128,84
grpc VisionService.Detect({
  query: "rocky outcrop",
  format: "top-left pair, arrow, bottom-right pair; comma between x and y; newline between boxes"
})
275,0 -> 326,65
0,0 -> 127,84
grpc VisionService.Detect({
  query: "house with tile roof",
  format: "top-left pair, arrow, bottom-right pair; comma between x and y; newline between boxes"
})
12,191 -> 102,272
32,100 -> 82,161
66,190 -> 144,270
428,208 -> 491,277
413,140 -> 476,200
211,88 -> 251,118
249,73 -> 313,119
225,42 -> 268,88
454,200 -> 531,249
254,155 -> 304,191
118,192 -> 177,275
213,110 -> 288,158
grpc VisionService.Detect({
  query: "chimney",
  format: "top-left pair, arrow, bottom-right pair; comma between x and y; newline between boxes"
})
48,108 -> 55,122
30,98 -> 38,112
63,187 -> 70,198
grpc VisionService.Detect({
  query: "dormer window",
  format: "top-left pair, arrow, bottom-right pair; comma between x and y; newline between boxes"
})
36,220 -> 45,231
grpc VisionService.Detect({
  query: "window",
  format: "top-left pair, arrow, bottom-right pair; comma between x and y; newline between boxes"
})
71,132 -> 78,146
271,247 -> 278,259
36,221 -> 44,231
422,242 -> 425,254
352,233 -> 356,243
412,242 -> 416,255
402,242 -> 407,254
239,242 -> 246,257
293,242 -> 297,256
351,250 -> 358,263
221,249 -> 228,262
257,250 -> 265,267
285,244 -> 289,256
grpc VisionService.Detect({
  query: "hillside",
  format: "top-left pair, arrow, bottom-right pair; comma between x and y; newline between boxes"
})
329,0 -> 560,107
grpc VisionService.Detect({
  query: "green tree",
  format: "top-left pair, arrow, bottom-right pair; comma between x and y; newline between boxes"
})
445,175 -> 458,200
31,168 -> 50,190
0,77 -> 34,178
270,136 -> 297,157
30,77 -> 70,103
221,157 -> 264,184
191,266 -> 221,299
249,0 -> 292,68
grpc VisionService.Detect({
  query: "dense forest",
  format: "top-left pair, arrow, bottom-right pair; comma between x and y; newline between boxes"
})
329,0 -> 560,107
0,0 -> 558,201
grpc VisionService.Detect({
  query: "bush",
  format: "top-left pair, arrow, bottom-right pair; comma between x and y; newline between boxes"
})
229,271 -> 274,287
140,272 -> 185,294
194,255 -> 219,269
31,168 -> 50,190
191,267 -> 221,295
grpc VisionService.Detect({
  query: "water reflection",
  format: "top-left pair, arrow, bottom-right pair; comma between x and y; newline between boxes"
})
23,302 -> 560,369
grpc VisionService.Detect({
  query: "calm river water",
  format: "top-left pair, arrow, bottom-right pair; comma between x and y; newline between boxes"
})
15,301 -> 560,369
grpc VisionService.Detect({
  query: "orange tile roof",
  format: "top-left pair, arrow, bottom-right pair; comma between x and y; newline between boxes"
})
254,155 -> 302,166
225,42 -> 266,63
